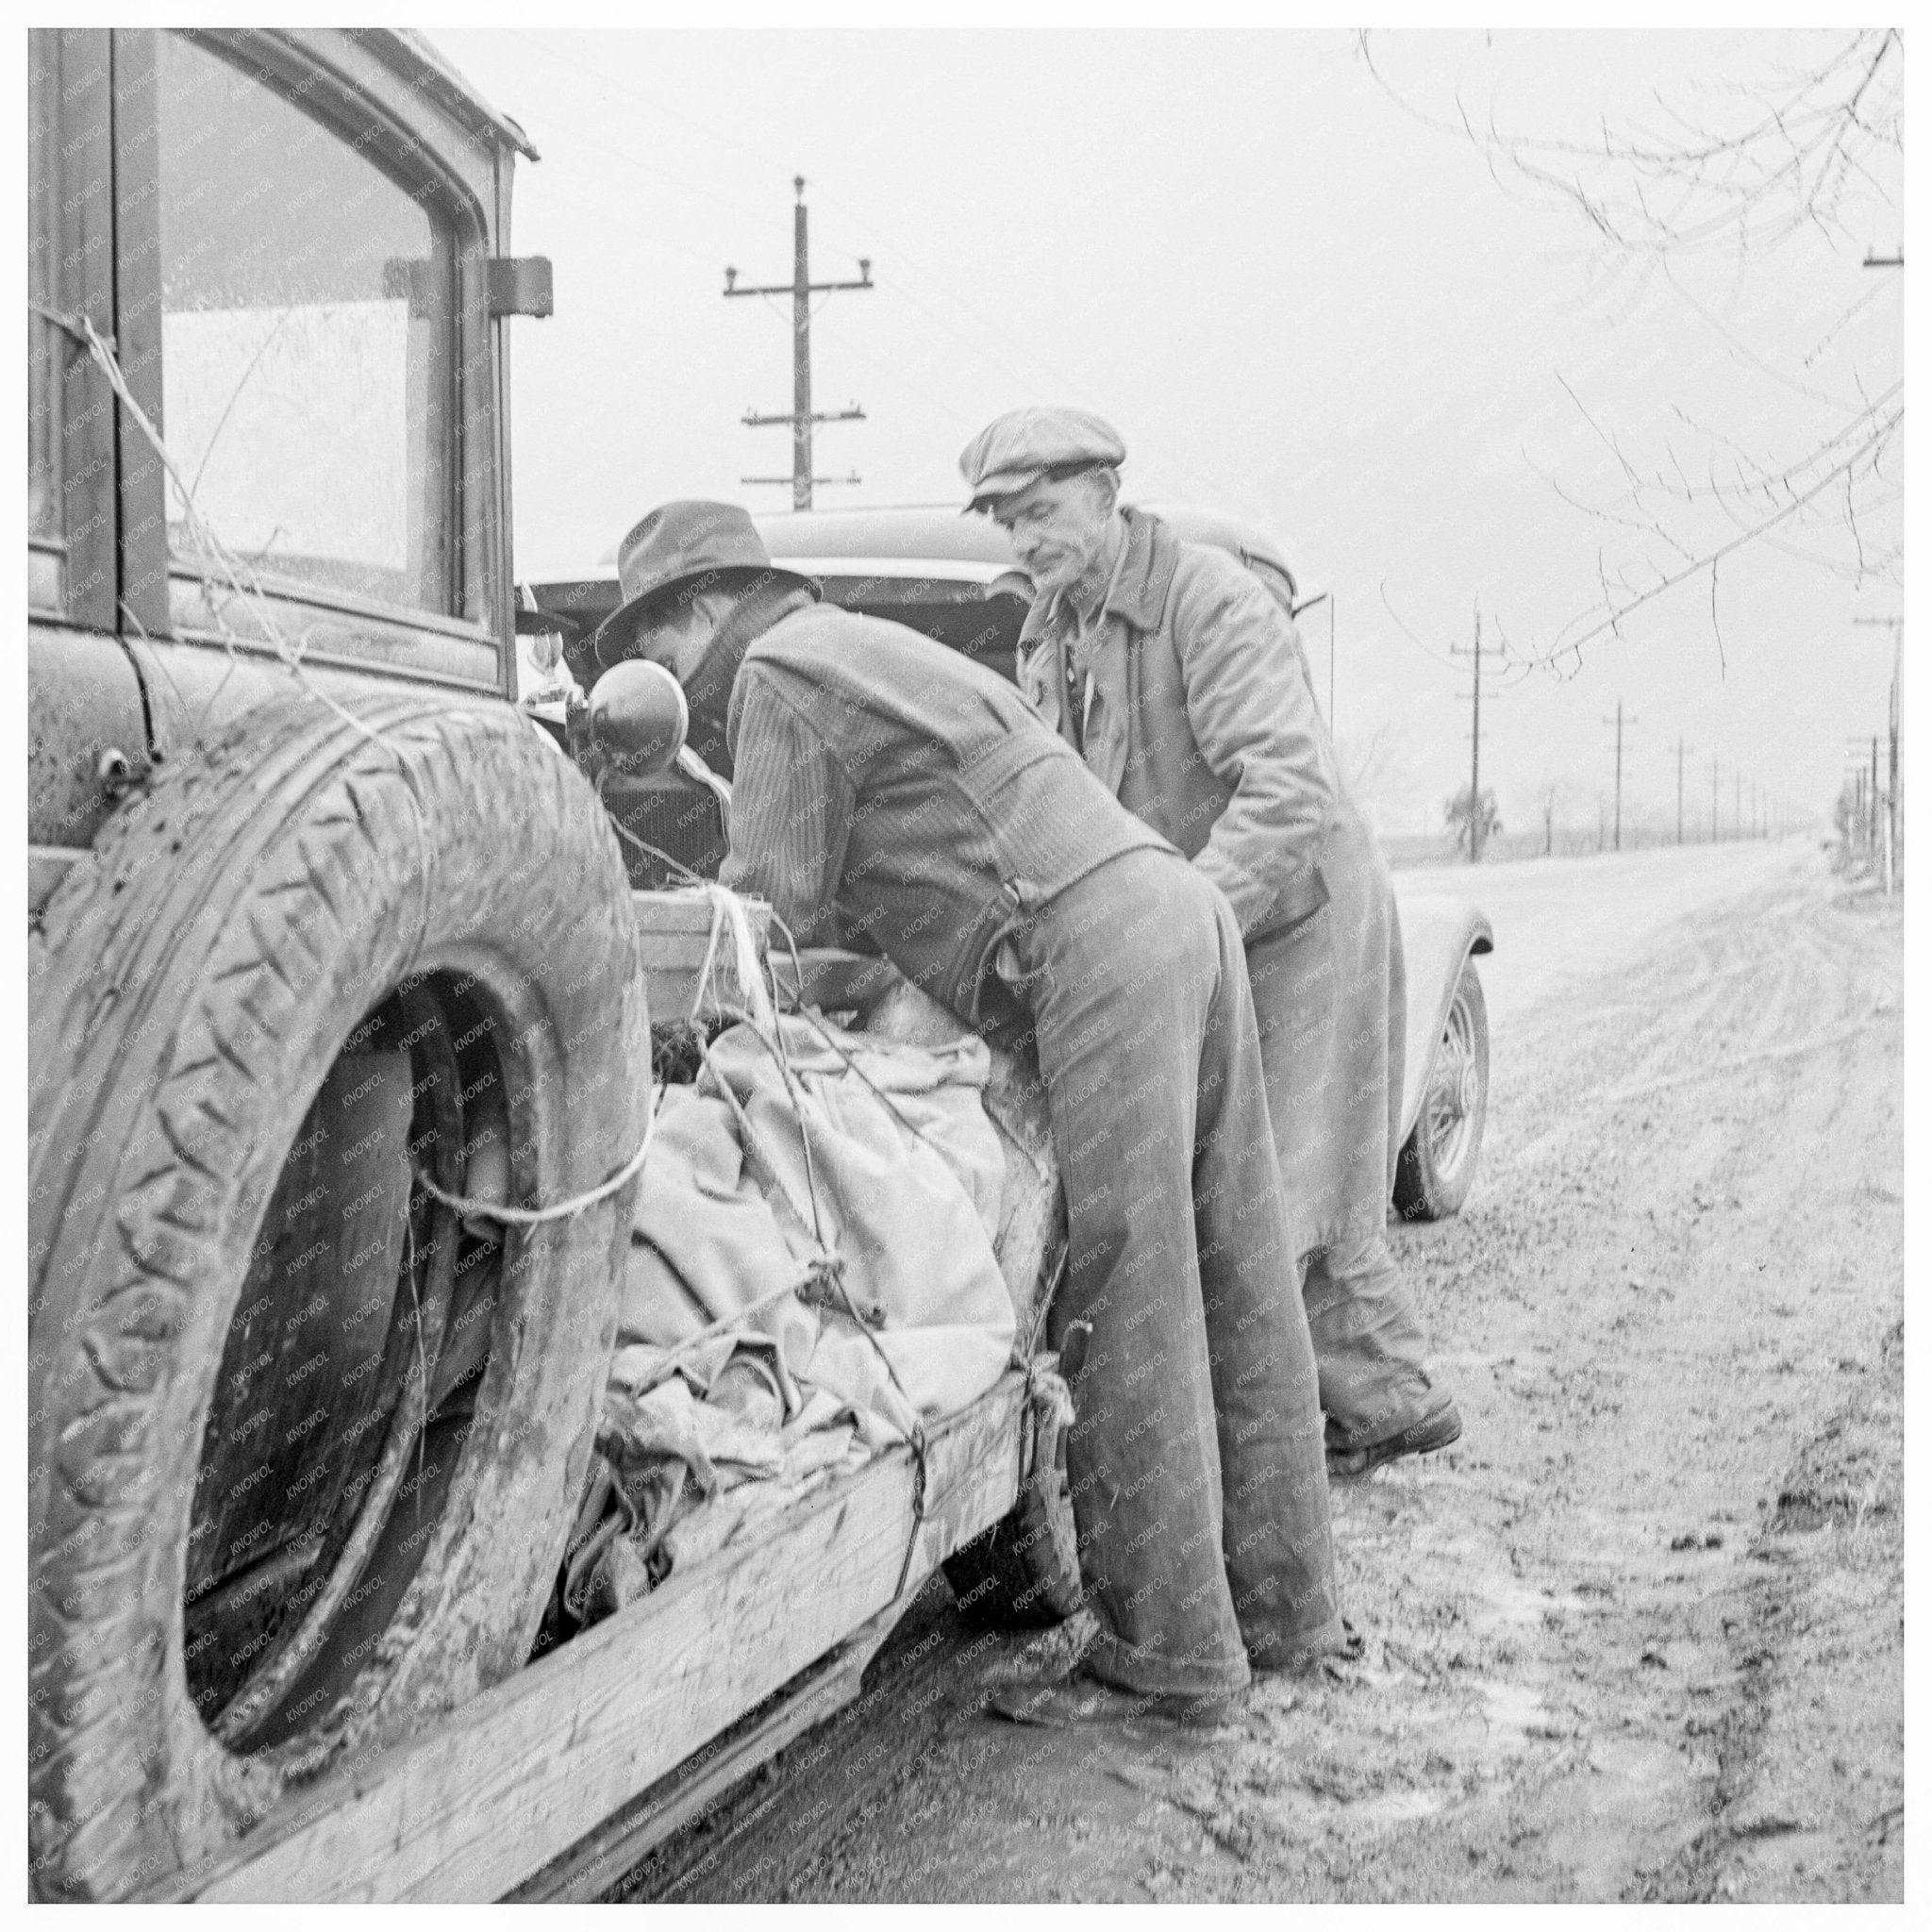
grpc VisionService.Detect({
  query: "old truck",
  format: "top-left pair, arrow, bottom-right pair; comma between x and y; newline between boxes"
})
27,27 -> 1077,1901
27,27 -> 1486,1905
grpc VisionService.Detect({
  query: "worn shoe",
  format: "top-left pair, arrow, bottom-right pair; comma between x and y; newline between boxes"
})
1253,1616 -> 1367,1678
1326,1400 -> 1463,1479
987,1666 -> 1238,1730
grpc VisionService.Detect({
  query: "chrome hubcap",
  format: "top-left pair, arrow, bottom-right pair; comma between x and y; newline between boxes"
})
1425,989 -> 1479,1175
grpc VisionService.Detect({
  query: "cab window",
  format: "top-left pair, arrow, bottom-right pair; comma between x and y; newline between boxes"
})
156,32 -> 458,615
27,37 -> 69,613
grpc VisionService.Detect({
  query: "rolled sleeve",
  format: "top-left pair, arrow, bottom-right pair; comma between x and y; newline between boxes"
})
719,668 -> 855,945
1173,557 -> 1337,936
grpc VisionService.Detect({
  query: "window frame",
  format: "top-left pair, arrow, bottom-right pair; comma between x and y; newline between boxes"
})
112,26 -> 503,651
27,30 -> 118,632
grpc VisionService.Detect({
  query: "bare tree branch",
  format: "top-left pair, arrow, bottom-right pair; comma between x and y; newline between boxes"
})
1543,405 -> 1899,662
1362,28 -> 1900,672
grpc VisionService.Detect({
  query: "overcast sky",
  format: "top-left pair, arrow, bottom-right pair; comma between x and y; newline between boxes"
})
438,26 -> 1902,839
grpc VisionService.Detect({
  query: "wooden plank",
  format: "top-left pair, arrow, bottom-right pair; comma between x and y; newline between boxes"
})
633,888 -> 772,1024
629,1600 -> 1100,1905
177,1372 -> 1026,1903
512,1601 -> 901,1903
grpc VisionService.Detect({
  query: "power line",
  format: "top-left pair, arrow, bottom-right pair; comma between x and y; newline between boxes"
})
724,178 -> 874,509
522,30 -> 1231,502
512,130 -> 972,483
482,27 -> 1386,534
516,35 -> 800,246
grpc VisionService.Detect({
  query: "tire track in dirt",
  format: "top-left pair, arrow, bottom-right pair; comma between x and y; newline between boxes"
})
1196,858 -> 1903,1904
1637,1319 -> 1904,1902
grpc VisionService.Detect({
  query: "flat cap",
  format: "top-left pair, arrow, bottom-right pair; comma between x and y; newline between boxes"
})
958,406 -> 1125,511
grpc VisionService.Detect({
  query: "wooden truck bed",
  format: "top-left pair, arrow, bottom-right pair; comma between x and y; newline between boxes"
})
174,1372 -> 1029,1902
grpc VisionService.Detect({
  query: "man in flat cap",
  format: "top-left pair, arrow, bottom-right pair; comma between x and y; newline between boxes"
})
961,408 -> 1461,1477
590,500 -> 1344,1724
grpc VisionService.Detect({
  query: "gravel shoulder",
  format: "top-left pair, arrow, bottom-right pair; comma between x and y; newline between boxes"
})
611,843 -> 1903,1904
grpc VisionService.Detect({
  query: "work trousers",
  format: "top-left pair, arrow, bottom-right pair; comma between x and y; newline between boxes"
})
1245,924 -> 1442,1451
1300,1231 -> 1441,1450
986,847 -> 1342,1695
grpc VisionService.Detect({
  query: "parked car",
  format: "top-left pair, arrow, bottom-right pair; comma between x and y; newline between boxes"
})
525,503 -> 1494,1222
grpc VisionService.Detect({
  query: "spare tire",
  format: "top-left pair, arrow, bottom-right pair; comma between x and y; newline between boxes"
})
28,690 -> 646,1900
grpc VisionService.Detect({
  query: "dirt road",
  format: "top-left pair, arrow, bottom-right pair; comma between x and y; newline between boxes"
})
612,841 -> 1903,1905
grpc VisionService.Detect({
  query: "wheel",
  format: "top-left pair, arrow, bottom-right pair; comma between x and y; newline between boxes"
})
942,1367 -> 1083,1630
1393,958 -> 1489,1221
28,690 -> 646,1900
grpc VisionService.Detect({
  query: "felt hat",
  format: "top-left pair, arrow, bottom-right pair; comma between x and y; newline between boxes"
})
587,500 -> 817,670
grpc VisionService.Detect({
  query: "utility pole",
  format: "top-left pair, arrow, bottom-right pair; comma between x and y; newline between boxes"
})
1450,602 -> 1485,863
1847,733 -> 1885,869
1871,736 -> 1881,863
1890,653 -> 1901,890
1854,614 -> 1904,894
724,176 -> 873,508
1674,737 -> 1689,844
1601,700 -> 1635,851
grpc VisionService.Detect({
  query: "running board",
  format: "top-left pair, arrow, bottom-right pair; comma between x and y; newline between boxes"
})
510,1598 -> 902,1902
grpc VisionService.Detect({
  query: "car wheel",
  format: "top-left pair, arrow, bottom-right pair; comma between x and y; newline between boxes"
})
28,690 -> 645,1899
1393,958 -> 1489,1222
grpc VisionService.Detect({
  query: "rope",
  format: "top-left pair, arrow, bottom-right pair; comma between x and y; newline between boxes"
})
691,932 -> 933,1591
597,774 -> 708,888
690,882 -> 778,1033
696,1027 -> 831,1257
29,296 -> 110,347
410,1085 -> 659,1227
631,1260 -> 843,1373
1023,1241 -> 1071,1363
764,908 -> 958,1153
75,314 -> 398,760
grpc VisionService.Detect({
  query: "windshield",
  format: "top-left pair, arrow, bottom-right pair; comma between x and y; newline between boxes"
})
156,32 -> 457,613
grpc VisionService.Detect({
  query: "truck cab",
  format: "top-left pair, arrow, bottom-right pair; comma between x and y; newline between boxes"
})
29,27 -> 549,915
27,32 -> 625,1903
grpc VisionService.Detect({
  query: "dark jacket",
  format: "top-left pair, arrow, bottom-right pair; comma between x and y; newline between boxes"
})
1018,506 -> 1335,941
1019,508 -> 1407,1254
722,601 -> 1170,1024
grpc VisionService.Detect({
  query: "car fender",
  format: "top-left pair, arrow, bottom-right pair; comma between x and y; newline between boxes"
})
1391,887 -> 1494,1150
